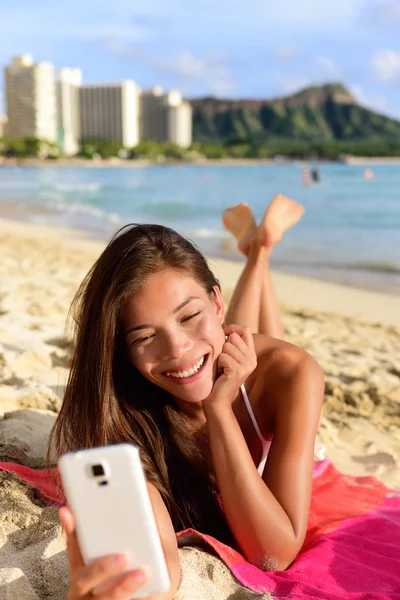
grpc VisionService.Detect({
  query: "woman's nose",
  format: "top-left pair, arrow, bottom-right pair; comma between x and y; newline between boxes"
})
161,331 -> 190,359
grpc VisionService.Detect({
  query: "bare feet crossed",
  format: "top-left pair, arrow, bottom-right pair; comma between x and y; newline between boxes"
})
223,194 -> 304,256
257,194 -> 305,250
222,203 -> 257,256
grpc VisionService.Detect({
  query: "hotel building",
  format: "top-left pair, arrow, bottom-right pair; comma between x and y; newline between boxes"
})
56,68 -> 82,155
140,87 -> 192,148
4,54 -> 57,142
79,81 -> 140,148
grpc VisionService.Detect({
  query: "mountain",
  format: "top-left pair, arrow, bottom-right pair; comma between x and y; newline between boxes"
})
189,83 -> 400,144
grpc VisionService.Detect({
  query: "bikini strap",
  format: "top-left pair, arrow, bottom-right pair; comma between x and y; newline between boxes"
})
240,384 -> 268,444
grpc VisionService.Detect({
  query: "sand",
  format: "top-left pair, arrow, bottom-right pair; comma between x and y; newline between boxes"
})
0,217 -> 399,599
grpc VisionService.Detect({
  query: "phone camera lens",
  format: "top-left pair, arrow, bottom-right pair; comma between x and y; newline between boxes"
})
92,464 -> 105,477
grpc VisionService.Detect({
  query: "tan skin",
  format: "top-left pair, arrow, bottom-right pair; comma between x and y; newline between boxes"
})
60,194 -> 324,599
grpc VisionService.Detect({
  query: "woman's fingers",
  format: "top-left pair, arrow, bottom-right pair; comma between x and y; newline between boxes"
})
70,554 -> 145,598
224,328 -> 257,370
224,324 -> 255,350
222,339 -> 246,365
218,353 -> 238,375
96,567 -> 149,600
60,506 -> 84,574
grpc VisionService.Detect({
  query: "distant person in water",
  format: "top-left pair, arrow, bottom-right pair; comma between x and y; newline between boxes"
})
302,167 -> 311,187
310,168 -> 320,183
364,169 -> 374,181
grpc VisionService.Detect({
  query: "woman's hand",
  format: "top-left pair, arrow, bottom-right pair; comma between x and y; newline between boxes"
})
203,324 -> 257,412
60,506 -> 150,600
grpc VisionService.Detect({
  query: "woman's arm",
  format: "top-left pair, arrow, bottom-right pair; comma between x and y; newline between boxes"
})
204,345 -> 324,571
148,483 -> 181,599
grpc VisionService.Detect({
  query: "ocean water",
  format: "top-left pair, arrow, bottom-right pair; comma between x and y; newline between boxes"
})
0,163 -> 399,294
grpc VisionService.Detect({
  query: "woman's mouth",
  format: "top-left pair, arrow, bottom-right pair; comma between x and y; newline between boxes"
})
163,354 -> 209,384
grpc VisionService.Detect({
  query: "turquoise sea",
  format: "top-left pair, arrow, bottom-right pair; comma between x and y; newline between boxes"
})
0,163 -> 399,294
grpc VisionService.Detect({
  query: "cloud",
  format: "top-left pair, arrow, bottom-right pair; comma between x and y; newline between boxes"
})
350,84 -> 389,113
371,49 -> 400,83
256,0 -> 365,30
71,24 -> 153,41
275,45 -> 300,62
104,42 -> 237,95
315,56 -> 342,78
154,51 -> 238,96
361,0 -> 400,29
277,75 -> 311,94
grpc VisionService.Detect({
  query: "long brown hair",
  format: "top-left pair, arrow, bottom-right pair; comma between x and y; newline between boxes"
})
49,224 -> 233,542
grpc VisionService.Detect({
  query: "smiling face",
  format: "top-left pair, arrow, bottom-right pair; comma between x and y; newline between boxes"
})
123,268 -> 225,407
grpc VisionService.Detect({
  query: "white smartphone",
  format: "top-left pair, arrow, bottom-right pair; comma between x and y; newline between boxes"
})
58,443 -> 171,598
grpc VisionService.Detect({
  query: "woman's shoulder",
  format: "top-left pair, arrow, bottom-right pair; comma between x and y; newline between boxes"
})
252,333 -> 322,381
248,334 -> 324,423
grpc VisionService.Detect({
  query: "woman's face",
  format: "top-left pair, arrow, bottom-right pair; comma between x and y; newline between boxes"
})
123,268 -> 225,405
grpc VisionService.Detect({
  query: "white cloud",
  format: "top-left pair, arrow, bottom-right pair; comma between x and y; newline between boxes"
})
155,50 -> 237,96
371,49 -> 400,82
104,43 -> 237,96
255,0 -> 365,31
315,56 -> 342,78
374,0 -> 400,20
361,0 -> 400,28
72,24 -> 152,41
275,45 -> 299,62
277,75 -> 311,94
350,84 -> 389,112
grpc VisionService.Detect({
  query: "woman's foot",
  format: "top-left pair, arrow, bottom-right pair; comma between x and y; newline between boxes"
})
222,203 -> 257,256
256,194 -> 305,251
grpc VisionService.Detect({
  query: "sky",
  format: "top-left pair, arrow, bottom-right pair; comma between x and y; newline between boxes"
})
1,0 -> 400,119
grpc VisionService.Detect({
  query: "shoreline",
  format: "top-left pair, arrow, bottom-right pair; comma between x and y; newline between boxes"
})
209,257 -> 400,328
2,156 -> 400,168
1,199 -> 399,298
0,216 -> 399,327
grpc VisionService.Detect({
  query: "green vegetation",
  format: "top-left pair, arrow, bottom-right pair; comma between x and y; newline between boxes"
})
0,137 -> 59,159
2,136 -> 400,161
2,84 -> 400,162
191,83 -> 400,145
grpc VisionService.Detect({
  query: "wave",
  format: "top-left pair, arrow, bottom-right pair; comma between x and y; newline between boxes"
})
52,182 -> 103,193
0,181 -> 41,191
344,262 -> 400,275
186,227 -> 229,240
38,197 -> 123,225
275,258 -> 400,276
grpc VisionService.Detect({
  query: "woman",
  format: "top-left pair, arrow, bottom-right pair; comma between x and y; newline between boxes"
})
54,194 -> 325,599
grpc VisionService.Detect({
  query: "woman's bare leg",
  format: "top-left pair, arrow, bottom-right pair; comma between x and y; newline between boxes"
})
223,195 -> 304,339
259,252 -> 285,339
225,242 -> 267,333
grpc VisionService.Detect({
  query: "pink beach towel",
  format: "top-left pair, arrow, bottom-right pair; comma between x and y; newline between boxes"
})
1,459 -> 399,599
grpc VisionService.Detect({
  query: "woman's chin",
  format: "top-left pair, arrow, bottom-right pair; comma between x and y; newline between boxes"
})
172,379 -> 214,403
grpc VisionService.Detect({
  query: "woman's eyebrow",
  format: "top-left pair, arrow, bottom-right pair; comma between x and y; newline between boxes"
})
173,296 -> 200,314
125,296 -> 200,337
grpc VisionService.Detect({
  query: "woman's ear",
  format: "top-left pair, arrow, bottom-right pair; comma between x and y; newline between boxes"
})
211,285 -> 225,324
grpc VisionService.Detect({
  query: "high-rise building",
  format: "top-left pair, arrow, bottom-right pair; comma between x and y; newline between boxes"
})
139,86 -> 168,143
80,81 -> 140,148
56,68 -> 82,156
139,87 -> 192,148
0,115 -> 7,139
4,54 -> 57,142
0,91 -> 6,138
168,101 -> 192,149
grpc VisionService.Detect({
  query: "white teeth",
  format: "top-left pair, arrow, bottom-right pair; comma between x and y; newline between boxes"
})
167,356 -> 205,379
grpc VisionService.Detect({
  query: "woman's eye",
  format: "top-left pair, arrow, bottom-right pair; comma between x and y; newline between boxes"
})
182,311 -> 201,322
131,334 -> 154,346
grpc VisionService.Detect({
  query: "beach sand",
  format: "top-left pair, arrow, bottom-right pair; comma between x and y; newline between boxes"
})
0,217 -> 399,599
